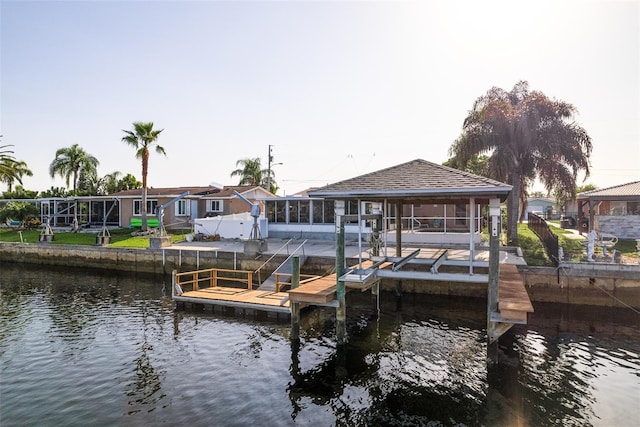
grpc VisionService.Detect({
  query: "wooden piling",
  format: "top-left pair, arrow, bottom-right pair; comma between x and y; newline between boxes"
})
336,221 -> 346,344
487,199 -> 500,345
291,255 -> 300,341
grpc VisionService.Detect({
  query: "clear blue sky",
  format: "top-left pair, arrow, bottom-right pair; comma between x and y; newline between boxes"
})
2,0 -> 638,195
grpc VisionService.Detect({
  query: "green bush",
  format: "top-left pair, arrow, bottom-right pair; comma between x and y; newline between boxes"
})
0,201 -> 39,223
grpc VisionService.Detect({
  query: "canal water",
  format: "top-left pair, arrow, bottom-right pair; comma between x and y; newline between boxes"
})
1,264 -> 638,426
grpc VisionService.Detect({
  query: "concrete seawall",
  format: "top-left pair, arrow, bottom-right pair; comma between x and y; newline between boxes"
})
1,242 -> 638,308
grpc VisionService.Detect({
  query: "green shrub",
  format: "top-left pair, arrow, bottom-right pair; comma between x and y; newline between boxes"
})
0,201 -> 39,223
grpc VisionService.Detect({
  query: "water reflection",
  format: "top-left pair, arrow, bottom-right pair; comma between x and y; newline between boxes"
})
1,264 -> 638,426
126,301 -> 166,414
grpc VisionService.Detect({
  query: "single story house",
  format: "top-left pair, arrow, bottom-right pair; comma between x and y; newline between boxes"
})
112,185 -> 275,230
525,197 -> 559,219
0,185 -> 275,231
576,181 -> 640,239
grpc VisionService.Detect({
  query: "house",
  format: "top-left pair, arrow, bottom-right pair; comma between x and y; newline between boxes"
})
525,197 -> 559,219
576,181 -> 640,239
110,185 -> 275,230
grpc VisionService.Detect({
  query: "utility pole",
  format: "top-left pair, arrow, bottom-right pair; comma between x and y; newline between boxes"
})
267,144 -> 273,192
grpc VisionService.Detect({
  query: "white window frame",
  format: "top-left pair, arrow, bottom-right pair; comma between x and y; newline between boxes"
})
175,199 -> 190,217
207,200 -> 223,213
133,199 -> 158,216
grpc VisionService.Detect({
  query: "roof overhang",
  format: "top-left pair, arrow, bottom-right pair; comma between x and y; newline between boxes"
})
308,186 -> 512,202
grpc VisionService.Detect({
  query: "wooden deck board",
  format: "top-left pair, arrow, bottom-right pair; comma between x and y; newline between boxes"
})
498,264 -> 534,314
177,286 -> 290,311
288,260 -> 392,304
288,276 -> 337,304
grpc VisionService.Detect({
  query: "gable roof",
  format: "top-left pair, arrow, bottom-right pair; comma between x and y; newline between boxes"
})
111,186 -> 220,197
202,185 -> 275,199
577,181 -> 640,201
308,159 -> 511,200
110,185 -> 274,199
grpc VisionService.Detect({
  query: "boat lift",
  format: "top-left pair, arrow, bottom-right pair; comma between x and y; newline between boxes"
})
232,190 -> 262,240
156,192 -> 190,236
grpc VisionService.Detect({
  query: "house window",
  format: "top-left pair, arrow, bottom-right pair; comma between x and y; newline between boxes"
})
133,200 -> 158,216
175,200 -> 190,216
207,200 -> 223,213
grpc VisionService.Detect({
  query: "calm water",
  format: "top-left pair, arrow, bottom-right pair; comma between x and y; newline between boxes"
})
1,265 -> 638,426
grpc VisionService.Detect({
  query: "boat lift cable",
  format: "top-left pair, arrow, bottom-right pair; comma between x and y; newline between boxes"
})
556,260 -> 639,315
593,282 -> 640,315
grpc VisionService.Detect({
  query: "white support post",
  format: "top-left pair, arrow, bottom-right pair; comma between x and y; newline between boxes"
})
469,197 -> 475,275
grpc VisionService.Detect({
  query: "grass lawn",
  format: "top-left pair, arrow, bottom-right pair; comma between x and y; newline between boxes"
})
517,223 -> 638,266
0,227 -> 187,248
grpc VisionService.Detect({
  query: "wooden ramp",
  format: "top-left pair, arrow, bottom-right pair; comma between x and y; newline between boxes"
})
288,275 -> 338,305
288,260 -> 392,305
489,263 -> 534,343
259,255 -> 308,292
498,263 -> 534,322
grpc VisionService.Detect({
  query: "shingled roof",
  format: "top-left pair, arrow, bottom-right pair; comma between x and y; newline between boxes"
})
111,185 -> 272,198
111,186 -> 220,197
308,159 -> 511,200
577,181 -> 640,201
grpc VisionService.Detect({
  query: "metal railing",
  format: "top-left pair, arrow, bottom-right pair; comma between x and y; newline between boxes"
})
253,239 -> 307,284
528,212 -> 559,266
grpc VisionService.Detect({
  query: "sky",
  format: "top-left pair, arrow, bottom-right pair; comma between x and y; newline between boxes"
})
1,0 -> 639,196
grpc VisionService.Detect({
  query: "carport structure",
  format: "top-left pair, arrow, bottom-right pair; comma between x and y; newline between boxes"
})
307,159 -> 527,344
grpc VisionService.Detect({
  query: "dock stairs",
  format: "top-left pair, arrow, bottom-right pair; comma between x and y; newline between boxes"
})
257,240 -> 308,292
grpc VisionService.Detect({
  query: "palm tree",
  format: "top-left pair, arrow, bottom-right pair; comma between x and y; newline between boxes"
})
49,144 -> 100,195
121,122 -> 166,231
230,158 -> 265,186
0,143 -> 17,185
102,171 -> 123,194
0,159 -> 33,192
449,81 -> 592,245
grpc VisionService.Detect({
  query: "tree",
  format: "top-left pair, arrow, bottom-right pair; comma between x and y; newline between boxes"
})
554,183 -> 598,215
442,154 -> 489,177
49,144 -> 99,195
231,158 -> 264,186
115,173 -> 142,192
0,143 -> 17,185
230,157 -> 278,193
102,171 -> 122,194
576,183 -> 597,194
38,187 -> 69,198
1,160 -> 33,192
77,169 -> 105,196
0,201 -> 39,224
449,81 -> 592,245
121,122 -> 165,230
2,185 -> 39,199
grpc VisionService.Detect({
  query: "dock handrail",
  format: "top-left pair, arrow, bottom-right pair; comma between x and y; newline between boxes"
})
253,239 -> 307,283
174,267 -> 254,296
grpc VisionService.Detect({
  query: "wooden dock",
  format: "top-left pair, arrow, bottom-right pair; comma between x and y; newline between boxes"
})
172,260 -> 534,332
172,267 -> 291,313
